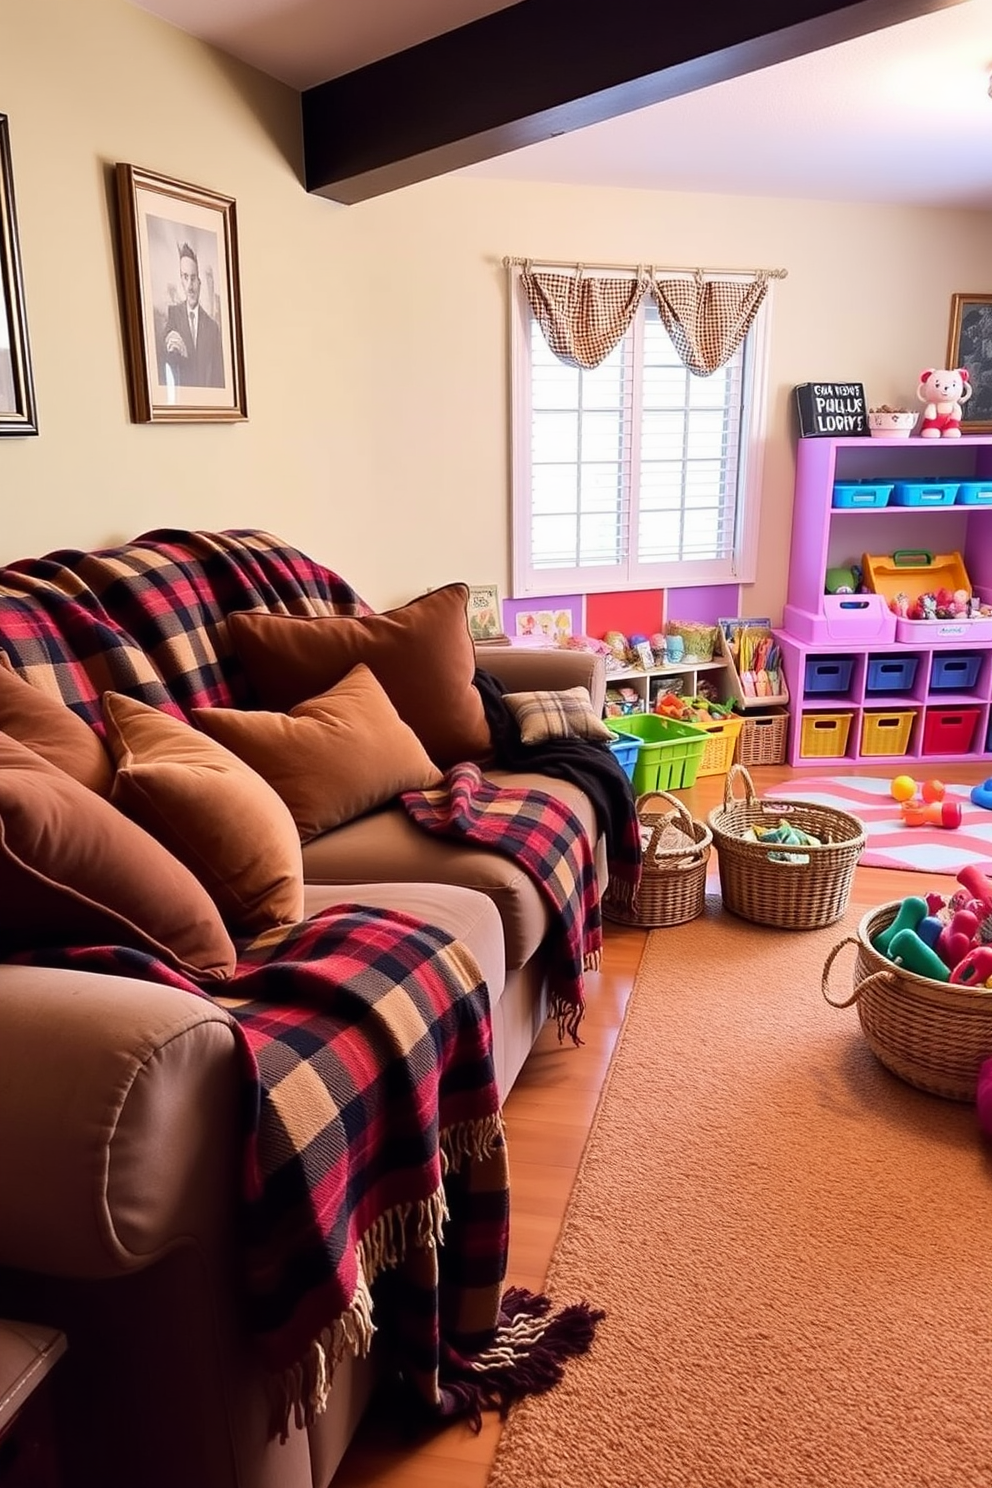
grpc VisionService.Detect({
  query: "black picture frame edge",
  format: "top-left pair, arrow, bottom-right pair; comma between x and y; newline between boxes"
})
0,113 -> 38,438
946,292 -> 992,436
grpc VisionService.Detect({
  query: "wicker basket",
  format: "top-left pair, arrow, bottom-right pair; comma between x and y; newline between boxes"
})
734,709 -> 789,767
822,901 -> 992,1101
707,764 -> 866,930
603,790 -> 712,929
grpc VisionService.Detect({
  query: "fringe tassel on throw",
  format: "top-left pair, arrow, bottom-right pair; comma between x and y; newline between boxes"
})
268,1271 -> 376,1440
553,991 -> 586,1047
440,1286 -> 606,1431
442,1111 -> 506,1174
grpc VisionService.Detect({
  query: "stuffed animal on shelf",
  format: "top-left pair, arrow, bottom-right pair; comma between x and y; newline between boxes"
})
916,367 -> 972,438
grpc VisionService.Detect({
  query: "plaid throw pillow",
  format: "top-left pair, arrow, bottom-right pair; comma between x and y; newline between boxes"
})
503,686 -> 614,746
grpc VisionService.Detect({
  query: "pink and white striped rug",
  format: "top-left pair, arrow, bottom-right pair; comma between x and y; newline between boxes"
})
768,776 -> 992,874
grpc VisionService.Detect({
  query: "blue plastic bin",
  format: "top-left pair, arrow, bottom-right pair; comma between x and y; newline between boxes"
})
892,480 -> 959,507
929,652 -> 983,691
831,482 -> 893,509
865,656 -> 919,694
955,481 -> 992,505
608,729 -> 642,782
804,655 -> 855,694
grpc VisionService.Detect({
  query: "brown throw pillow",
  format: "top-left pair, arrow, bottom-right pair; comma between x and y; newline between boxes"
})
0,733 -> 235,979
0,652 -> 113,795
102,693 -> 305,934
227,584 -> 491,769
503,686 -> 615,746
192,664 -> 443,842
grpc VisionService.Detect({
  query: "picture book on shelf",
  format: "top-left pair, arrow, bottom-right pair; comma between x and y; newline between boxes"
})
718,617 -> 784,698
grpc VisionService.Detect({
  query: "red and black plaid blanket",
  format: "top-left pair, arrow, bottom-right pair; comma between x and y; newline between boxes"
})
11,904 -> 602,1436
402,763 -> 603,1044
0,527 -> 370,729
0,530 -> 608,1427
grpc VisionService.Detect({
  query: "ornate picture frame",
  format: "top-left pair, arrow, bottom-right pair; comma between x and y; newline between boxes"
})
946,293 -> 992,434
115,164 -> 247,423
0,114 -> 38,437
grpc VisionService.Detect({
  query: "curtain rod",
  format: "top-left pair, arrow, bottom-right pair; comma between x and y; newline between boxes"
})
501,255 -> 787,279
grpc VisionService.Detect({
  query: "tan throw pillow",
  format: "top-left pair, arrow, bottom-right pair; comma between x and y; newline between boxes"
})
0,652 -> 113,796
227,584 -> 491,769
192,664 -> 443,843
0,733 -> 235,979
102,693 -> 305,934
503,686 -> 615,746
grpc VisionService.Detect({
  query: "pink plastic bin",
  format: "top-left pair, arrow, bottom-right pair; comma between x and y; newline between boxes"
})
781,596 -> 896,645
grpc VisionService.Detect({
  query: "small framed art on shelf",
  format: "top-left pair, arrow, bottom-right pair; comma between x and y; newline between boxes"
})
466,584 -> 507,643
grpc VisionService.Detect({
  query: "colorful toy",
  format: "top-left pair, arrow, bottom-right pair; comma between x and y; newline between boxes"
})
949,945 -> 992,987
971,779 -> 992,812
873,867 -> 992,988
890,774 -> 917,803
874,895 -> 928,957
958,864 -> 992,913
888,927 -> 950,981
901,798 -> 962,829
917,914 -> 944,948
936,909 -> 980,968
916,367 -> 972,438
921,779 -> 945,804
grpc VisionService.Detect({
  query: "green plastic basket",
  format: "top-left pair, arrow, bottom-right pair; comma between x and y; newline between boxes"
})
616,713 -> 709,792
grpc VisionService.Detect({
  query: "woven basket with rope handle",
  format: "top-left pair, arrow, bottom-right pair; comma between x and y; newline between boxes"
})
823,900 -> 992,1101
603,789 -> 711,929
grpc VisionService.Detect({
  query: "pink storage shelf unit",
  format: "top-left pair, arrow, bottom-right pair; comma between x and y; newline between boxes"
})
777,436 -> 992,767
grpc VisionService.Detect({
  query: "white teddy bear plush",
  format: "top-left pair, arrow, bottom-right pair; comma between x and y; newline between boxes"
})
917,367 -> 972,438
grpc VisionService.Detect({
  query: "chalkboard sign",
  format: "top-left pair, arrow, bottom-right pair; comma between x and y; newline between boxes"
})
795,382 -> 868,437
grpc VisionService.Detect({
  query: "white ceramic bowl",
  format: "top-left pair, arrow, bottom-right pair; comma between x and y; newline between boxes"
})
868,410 -> 918,438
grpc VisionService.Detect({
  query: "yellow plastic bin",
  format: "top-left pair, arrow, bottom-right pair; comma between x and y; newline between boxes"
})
799,711 -> 854,760
695,715 -> 745,778
860,709 -> 917,756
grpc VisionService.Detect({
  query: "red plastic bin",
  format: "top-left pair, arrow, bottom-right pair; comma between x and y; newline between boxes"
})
921,706 -> 981,755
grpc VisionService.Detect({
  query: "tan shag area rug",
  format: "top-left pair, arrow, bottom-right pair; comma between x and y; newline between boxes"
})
488,896 -> 992,1488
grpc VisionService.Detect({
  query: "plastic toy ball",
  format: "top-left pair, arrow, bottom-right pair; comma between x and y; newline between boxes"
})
921,779 -> 945,804
891,774 -> 917,803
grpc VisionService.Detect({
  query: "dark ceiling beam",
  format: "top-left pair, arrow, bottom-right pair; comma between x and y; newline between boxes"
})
302,0 -> 962,204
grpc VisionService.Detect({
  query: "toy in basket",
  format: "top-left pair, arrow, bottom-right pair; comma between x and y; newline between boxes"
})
707,764 -> 865,930
603,790 -> 712,928
822,898 -> 992,1101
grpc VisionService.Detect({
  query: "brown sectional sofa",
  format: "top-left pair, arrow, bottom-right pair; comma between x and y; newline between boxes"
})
0,529 -> 609,1488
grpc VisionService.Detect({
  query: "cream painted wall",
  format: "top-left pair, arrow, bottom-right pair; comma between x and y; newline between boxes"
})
3,0 -> 992,618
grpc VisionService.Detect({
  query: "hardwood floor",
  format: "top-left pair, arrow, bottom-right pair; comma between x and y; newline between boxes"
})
331,759 -> 992,1488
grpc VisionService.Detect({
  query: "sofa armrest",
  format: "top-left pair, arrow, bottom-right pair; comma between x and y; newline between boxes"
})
474,647 -> 606,715
0,965 -> 242,1280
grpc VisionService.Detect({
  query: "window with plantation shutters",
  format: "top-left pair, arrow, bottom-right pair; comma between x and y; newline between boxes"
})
508,264 -> 776,599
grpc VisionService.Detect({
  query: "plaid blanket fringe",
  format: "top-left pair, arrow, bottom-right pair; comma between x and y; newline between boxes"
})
402,762 -> 602,1044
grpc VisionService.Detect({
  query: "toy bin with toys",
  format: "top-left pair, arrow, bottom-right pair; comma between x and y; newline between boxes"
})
616,713 -> 709,794
861,549 -> 992,642
822,864 -> 992,1101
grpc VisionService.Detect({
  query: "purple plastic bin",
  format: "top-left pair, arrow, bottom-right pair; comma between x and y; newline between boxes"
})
781,596 -> 896,645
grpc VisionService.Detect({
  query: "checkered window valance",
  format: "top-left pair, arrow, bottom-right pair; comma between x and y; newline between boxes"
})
518,264 -> 783,374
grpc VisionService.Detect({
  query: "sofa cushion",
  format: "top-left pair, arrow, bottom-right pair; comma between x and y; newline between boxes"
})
502,685 -> 614,746
102,693 -> 305,934
228,583 -> 492,769
0,653 -> 114,795
191,664 -> 443,842
300,768 -> 600,972
0,733 -> 235,978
